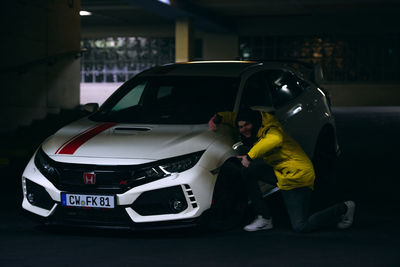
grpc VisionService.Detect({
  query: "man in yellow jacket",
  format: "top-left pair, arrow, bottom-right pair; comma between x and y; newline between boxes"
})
209,108 -> 355,232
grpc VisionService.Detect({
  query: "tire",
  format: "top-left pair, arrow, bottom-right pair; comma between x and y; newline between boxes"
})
313,126 -> 338,187
199,192 -> 247,231
199,168 -> 248,231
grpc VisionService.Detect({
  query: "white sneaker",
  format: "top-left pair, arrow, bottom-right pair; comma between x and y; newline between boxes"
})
243,215 -> 273,232
337,201 -> 356,229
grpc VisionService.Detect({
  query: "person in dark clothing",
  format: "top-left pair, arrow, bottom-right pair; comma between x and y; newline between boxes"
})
209,108 -> 355,232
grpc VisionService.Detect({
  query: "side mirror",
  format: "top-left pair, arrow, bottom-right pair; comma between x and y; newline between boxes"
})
81,103 -> 99,113
232,141 -> 250,155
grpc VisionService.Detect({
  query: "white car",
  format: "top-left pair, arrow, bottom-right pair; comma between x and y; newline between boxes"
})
22,61 -> 339,230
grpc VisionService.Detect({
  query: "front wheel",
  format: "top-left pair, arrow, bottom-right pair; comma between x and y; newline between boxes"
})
199,158 -> 248,231
199,190 -> 248,231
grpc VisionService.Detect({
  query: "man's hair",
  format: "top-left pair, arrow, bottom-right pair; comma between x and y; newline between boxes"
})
235,108 -> 262,146
235,108 -> 262,128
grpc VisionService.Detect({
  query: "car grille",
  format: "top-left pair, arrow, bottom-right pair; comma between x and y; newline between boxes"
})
51,162 -> 163,193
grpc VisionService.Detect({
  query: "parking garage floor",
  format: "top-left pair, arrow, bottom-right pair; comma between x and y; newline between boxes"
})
1,107 -> 400,266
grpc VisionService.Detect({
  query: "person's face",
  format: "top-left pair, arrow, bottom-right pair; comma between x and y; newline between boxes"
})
238,120 -> 253,138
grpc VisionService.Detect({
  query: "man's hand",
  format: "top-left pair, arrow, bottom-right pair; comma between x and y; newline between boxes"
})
237,155 -> 251,168
208,114 -> 218,131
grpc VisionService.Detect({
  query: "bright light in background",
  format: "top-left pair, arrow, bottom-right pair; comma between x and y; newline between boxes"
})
80,10 -> 92,16
158,0 -> 171,5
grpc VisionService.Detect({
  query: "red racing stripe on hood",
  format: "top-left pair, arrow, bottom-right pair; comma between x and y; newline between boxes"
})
56,122 -> 117,155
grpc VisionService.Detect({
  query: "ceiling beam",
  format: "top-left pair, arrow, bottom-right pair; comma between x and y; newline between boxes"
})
122,0 -> 234,33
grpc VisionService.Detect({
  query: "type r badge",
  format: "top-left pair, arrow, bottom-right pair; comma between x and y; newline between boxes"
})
83,172 -> 96,184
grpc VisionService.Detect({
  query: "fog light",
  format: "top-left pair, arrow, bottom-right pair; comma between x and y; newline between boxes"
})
27,193 -> 35,204
25,179 -> 54,210
171,200 -> 184,212
132,186 -> 188,215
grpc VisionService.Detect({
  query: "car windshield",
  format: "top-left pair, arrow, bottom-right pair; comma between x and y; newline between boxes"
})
90,76 -> 240,124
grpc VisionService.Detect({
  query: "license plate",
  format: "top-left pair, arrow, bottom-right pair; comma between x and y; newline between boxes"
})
61,193 -> 115,209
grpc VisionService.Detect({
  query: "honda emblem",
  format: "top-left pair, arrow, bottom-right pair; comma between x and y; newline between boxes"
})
83,172 -> 96,184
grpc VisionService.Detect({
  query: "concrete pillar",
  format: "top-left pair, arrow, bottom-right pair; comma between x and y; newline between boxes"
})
47,0 -> 81,111
0,0 -> 81,132
175,18 -> 194,62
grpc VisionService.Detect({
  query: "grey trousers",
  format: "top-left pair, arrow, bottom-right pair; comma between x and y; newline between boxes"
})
242,159 -> 346,232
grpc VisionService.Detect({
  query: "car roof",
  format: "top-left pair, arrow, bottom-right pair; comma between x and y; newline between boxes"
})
138,61 -> 262,77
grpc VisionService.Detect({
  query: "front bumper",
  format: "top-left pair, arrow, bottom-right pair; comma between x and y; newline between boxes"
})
21,156 -> 216,229
22,207 -> 199,230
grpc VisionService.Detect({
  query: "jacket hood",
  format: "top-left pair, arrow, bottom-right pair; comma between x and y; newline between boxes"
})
257,112 -> 283,136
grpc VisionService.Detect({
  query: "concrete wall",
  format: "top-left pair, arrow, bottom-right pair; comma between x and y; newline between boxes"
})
0,0 -> 81,132
324,84 -> 400,106
81,25 -> 175,39
237,15 -> 400,36
201,33 -> 239,60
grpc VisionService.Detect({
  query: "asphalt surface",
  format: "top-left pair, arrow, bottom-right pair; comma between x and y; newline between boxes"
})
1,107 -> 400,266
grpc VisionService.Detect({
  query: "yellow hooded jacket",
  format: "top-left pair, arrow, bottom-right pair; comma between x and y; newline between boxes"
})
218,111 -> 315,190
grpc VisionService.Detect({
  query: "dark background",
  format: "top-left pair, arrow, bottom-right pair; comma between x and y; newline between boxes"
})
1,0 -> 400,266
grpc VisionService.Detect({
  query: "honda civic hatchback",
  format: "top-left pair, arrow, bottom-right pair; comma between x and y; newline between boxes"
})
22,61 -> 339,230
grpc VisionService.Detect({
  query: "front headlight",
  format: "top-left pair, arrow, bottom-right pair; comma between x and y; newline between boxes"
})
133,151 -> 205,182
161,151 -> 204,173
34,148 -> 59,181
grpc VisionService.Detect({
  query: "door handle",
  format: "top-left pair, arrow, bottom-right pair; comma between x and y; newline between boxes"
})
306,99 -> 318,111
287,104 -> 302,118
281,104 -> 302,124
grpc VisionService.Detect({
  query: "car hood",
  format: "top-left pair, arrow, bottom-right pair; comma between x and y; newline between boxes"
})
42,118 -> 216,164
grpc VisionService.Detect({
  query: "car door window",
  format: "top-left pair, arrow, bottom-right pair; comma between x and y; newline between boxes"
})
240,72 -> 273,109
267,70 -> 304,109
111,82 -> 146,111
